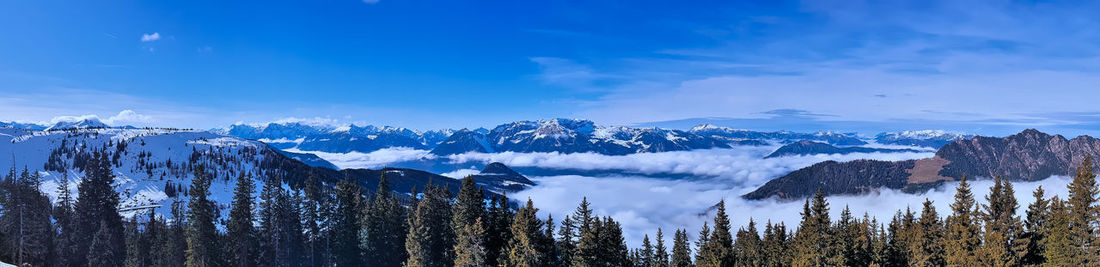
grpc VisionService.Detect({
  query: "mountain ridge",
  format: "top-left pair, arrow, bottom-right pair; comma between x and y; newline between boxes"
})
745,129 -> 1100,200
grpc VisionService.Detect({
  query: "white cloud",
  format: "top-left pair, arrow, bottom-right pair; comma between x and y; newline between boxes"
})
141,32 -> 161,42
445,147 -> 934,185
50,114 -> 100,124
270,117 -> 343,127
528,1 -> 1100,128
48,110 -> 154,126
106,110 -> 154,124
362,0 -> 379,3
284,147 -> 433,169
515,173 -> 1073,248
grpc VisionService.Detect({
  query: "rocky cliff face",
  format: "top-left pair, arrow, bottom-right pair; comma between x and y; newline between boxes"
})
937,129 -> 1100,181
745,129 -> 1100,200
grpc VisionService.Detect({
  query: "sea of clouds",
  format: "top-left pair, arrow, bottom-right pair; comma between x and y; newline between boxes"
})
296,146 -> 1074,247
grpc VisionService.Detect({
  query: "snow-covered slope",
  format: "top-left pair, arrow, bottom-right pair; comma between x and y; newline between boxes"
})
0,128 -> 517,220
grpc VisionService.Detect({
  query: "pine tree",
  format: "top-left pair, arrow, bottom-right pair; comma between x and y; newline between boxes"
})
405,184 -> 455,267
504,199 -> 545,267
332,179 -> 363,266
640,234 -> 655,267
733,219 -> 762,267
53,171 -> 78,266
89,220 -> 124,266
1022,186 -> 1050,265
1042,196 -> 1075,266
540,215 -> 559,266
186,164 -> 221,267
137,211 -> 162,267
694,222 -> 710,265
226,172 -> 258,267
980,176 -> 1027,266
73,151 -> 126,267
157,199 -> 188,267
454,217 -> 488,267
258,176 -> 304,267
485,193 -> 514,267
125,215 -> 152,267
654,228 -> 670,267
883,209 -> 913,266
363,173 -> 408,267
557,215 -> 577,265
909,199 -> 944,266
943,176 -> 981,266
1066,156 -> 1099,265
300,174 -> 328,267
791,190 -> 831,267
828,207 -> 855,266
598,217 -> 631,266
697,200 -> 734,267
0,168 -> 53,266
452,176 -> 485,235
671,229 -> 693,267
761,221 -> 789,267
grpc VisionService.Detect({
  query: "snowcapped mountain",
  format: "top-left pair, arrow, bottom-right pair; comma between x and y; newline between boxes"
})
0,127 -> 524,219
874,130 -> 974,148
430,119 -> 734,155
216,122 -> 454,152
45,118 -> 110,130
217,119 -> 970,157
0,121 -> 48,131
688,124 -> 866,146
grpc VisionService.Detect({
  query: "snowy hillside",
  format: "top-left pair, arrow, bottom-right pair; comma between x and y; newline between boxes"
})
0,127 -> 267,218
0,127 -> 521,220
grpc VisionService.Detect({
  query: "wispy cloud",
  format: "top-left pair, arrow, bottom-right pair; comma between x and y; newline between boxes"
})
284,147 -> 432,169
141,32 -> 161,42
49,110 -> 154,126
531,0 -> 1100,131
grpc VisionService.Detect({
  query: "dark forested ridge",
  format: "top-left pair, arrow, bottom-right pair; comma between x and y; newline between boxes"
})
764,140 -> 920,159
748,129 -> 1100,200
4,140 -> 1100,266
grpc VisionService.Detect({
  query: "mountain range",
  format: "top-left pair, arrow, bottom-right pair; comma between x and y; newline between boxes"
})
210,119 -> 969,156
745,129 -> 1100,200
4,118 -> 971,157
764,140 -> 923,158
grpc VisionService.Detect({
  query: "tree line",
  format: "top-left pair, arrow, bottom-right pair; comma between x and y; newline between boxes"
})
3,151 -> 1100,266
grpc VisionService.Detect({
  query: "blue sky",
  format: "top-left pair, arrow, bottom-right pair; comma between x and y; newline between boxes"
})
3,0 -> 1100,136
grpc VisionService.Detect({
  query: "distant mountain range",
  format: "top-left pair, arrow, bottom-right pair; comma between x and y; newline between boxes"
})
745,129 -> 1100,200
200,119 -> 969,156
215,123 -> 455,152
873,130 -> 974,148
764,140 -> 922,158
